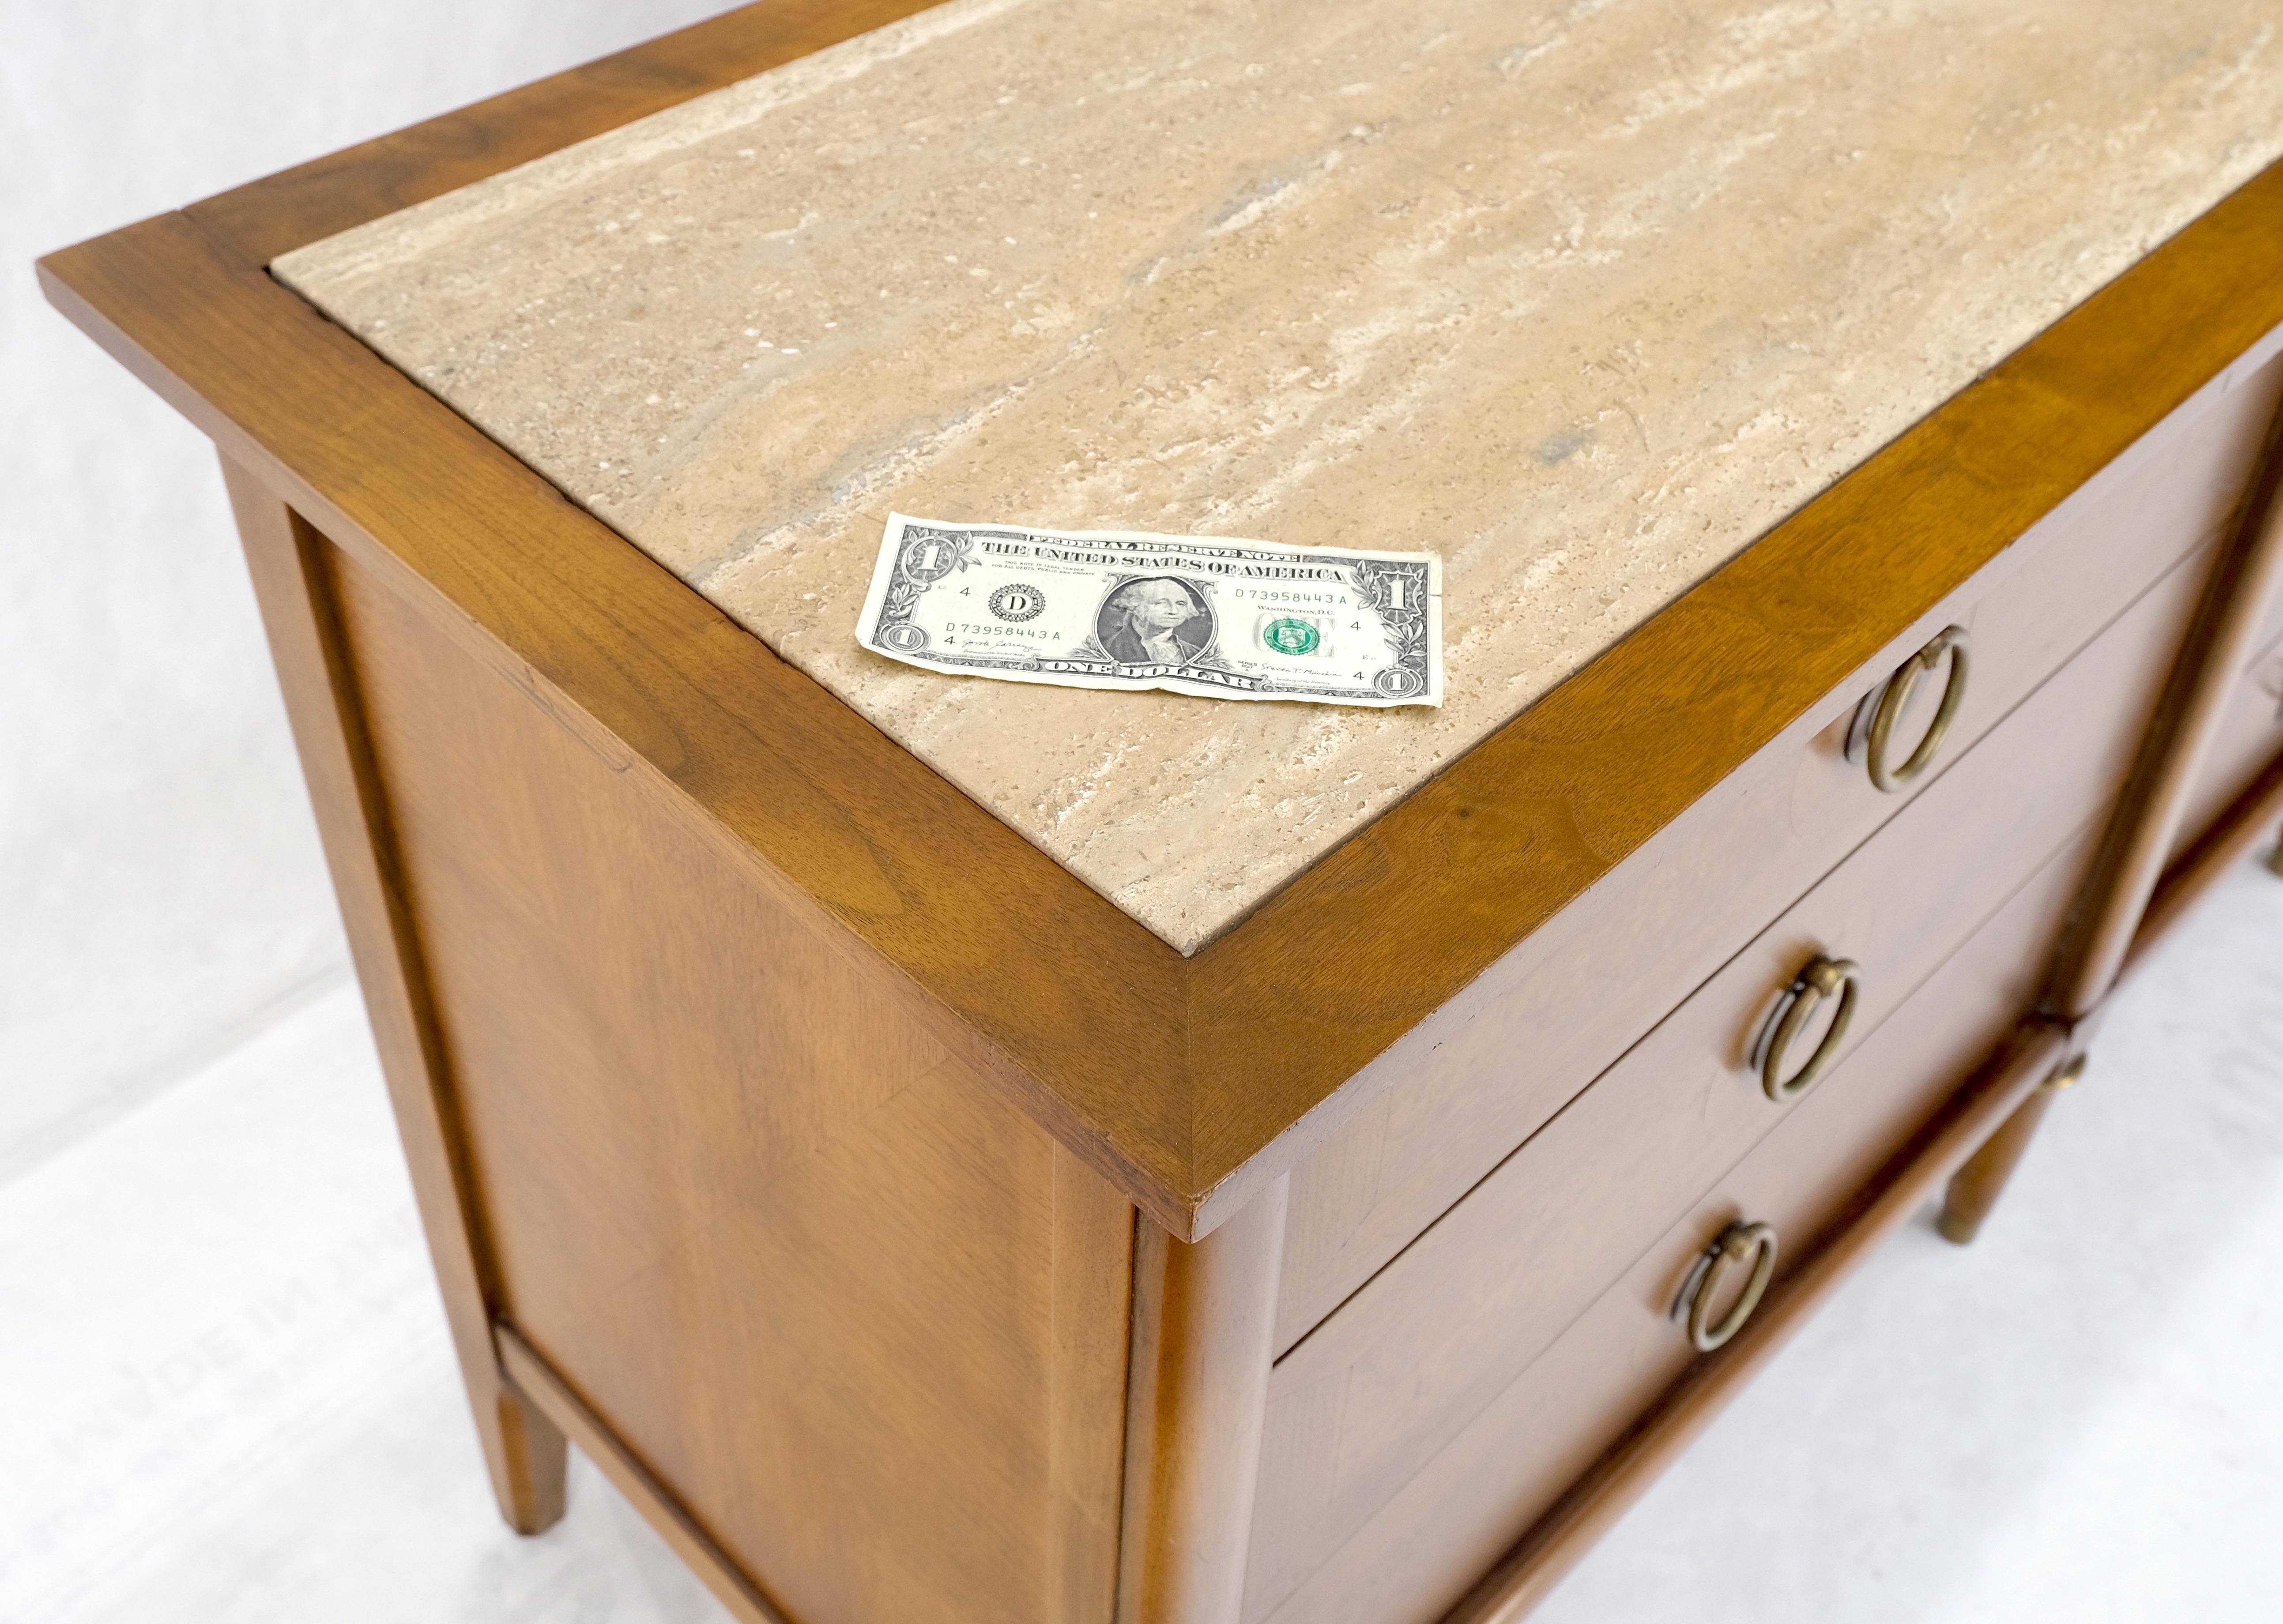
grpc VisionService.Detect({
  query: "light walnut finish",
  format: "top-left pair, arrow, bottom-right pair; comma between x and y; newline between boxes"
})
1246,542 -> 2193,1608
1117,1182 -> 1290,1624
497,1326 -> 792,1624
219,457 -> 567,1534
37,140 -> 2283,1235
1273,345 -> 2283,1350
42,208 -> 1200,1240
1439,1018 -> 2075,1624
323,533 -> 1134,1624
38,8 -> 2283,1623
1933,1068 -> 2074,1247
1054,1152 -> 1142,1624
1258,853 -> 2088,1624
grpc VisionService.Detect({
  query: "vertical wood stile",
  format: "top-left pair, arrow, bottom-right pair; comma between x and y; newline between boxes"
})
1053,1145 -> 1142,1624
1117,1177 -> 1290,1624
217,455 -> 566,1532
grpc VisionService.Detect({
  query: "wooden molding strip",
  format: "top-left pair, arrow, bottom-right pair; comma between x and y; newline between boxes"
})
1116,1178 -> 1290,1624
220,457 -> 567,1530
494,1322 -> 795,1624
1439,1018 -> 2071,1624
2121,743 -> 2283,980
38,215 -> 1197,1229
40,22 -> 2283,1235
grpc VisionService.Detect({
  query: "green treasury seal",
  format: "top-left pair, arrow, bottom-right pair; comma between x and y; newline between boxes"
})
1261,617 -> 1320,657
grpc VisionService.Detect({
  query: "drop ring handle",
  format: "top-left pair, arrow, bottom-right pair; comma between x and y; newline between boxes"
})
1761,955 -> 1859,1102
1678,1219 -> 1779,1353
1866,625 -> 1970,793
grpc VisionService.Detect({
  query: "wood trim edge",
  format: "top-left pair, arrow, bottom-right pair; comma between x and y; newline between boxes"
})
38,217 -> 1203,1237
1438,1019 -> 2071,1624
41,81 -> 2283,1237
494,1323 -> 795,1624
219,455 -> 568,1530
1116,1183 -> 1290,1624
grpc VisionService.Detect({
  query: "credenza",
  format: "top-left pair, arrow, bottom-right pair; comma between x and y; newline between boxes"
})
41,3 -> 2283,1620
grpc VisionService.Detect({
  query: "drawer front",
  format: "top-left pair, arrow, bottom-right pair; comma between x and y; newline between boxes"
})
1248,822 -> 2096,1624
1240,537 -> 2210,1614
1275,343 -> 2283,1353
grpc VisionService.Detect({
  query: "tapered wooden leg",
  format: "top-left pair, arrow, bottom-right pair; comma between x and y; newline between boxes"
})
2042,385 -> 2283,1018
482,1381 -> 571,1533
1936,1054 -> 2084,1244
220,454 -> 567,1531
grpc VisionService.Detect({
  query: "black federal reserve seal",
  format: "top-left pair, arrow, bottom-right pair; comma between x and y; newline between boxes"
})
988,583 -> 1047,622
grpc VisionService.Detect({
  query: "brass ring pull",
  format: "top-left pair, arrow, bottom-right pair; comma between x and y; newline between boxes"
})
1866,625 -> 1970,793
1676,1220 -> 1779,1353
1761,955 -> 1858,1102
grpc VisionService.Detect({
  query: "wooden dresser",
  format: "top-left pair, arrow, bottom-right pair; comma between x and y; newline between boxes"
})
41,3 -> 2283,1621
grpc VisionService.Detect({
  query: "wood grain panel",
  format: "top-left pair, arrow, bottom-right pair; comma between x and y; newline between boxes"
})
1253,828 -> 2095,1624
1242,540 -> 2197,1607
496,1326 -> 793,1624
1273,346 -> 2283,1346
36,212 -> 1199,1229
1438,1023 -> 2072,1624
324,536 -> 1131,1624
219,461 -> 567,1532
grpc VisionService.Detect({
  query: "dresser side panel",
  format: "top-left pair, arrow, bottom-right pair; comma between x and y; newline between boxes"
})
324,538 -> 1130,1624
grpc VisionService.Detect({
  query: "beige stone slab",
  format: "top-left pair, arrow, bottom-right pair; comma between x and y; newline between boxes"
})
273,0 -> 2283,953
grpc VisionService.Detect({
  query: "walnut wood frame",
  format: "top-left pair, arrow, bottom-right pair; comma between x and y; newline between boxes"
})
36,8 -> 2283,1620
43,0 -> 2283,1244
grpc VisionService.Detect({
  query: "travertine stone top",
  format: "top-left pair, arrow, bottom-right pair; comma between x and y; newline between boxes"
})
276,0 -> 2283,953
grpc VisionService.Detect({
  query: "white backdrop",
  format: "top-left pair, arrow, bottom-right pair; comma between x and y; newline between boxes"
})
0,0 -> 728,1177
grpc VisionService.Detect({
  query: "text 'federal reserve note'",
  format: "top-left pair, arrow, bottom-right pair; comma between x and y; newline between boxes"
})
854,515 -> 1442,707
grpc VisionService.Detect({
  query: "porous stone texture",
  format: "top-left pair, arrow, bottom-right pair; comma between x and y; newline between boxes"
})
275,0 -> 2283,953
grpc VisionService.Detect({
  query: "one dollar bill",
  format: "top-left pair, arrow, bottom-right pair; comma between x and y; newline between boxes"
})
854,514 -> 1442,707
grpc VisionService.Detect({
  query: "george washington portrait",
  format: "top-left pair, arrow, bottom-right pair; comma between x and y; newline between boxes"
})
1096,575 -> 1215,665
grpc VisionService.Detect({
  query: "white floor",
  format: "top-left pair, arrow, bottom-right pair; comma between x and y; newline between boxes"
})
0,989 -> 730,1624
2,856 -> 2276,1622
